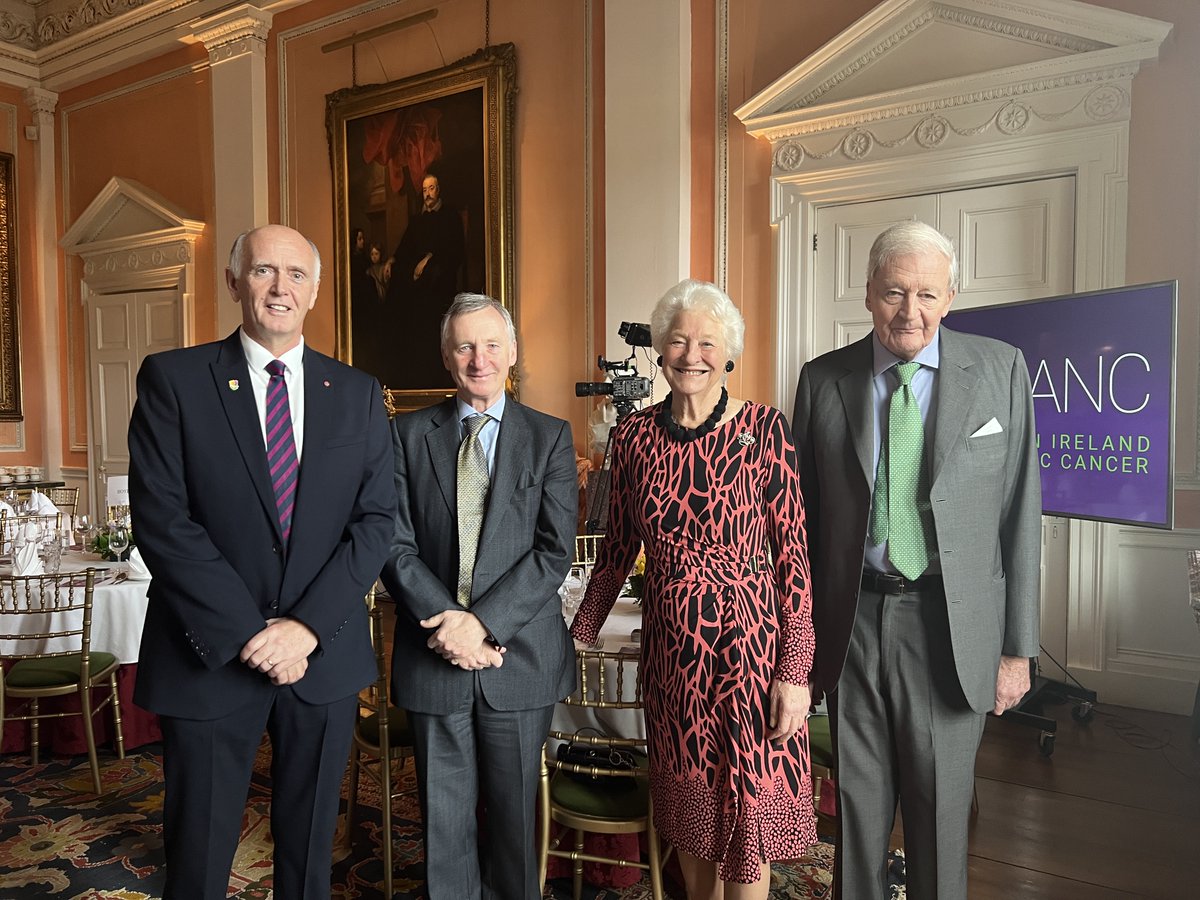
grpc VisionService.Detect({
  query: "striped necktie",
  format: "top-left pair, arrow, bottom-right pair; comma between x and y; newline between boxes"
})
265,360 -> 299,546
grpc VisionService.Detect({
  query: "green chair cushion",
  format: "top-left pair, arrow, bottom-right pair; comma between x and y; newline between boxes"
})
6,652 -> 118,688
808,714 -> 834,768
550,750 -> 650,820
356,707 -> 413,747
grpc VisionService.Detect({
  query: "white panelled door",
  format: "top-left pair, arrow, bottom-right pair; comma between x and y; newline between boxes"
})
812,177 -> 1076,356
87,290 -> 183,515
811,177 -> 1076,664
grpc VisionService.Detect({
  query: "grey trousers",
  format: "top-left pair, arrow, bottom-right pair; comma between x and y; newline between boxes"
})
409,674 -> 554,900
830,584 -> 987,900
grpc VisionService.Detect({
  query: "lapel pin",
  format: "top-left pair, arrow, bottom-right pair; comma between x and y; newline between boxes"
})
736,431 -> 756,447
228,379 -> 240,391
324,380 -> 331,387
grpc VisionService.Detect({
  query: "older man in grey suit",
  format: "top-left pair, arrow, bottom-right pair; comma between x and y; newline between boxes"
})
791,221 -> 1041,900
380,293 -> 577,900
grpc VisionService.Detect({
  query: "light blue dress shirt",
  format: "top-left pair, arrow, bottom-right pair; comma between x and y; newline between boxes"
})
456,394 -> 506,477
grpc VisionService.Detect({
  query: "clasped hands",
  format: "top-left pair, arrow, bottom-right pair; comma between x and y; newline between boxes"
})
422,609 -> 505,671
240,617 -> 318,686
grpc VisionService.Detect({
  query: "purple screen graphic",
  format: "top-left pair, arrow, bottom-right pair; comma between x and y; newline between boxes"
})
948,282 -> 1176,528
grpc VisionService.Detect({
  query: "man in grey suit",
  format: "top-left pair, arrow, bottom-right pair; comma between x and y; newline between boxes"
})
791,221 -> 1041,900
380,293 -> 577,900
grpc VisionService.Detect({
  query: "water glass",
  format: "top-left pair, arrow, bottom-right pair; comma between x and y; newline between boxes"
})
43,532 -> 64,574
560,565 -> 587,622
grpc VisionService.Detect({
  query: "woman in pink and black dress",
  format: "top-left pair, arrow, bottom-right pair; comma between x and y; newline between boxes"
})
571,279 -> 816,899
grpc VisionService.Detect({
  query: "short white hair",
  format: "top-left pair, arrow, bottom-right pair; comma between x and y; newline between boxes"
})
228,228 -> 322,282
649,279 -> 745,360
440,293 -> 516,348
867,221 -> 958,292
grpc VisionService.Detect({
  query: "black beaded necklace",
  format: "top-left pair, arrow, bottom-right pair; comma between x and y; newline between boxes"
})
658,387 -> 729,442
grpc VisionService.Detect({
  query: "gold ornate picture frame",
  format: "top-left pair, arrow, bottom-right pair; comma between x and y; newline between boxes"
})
0,152 -> 19,421
327,43 -> 516,413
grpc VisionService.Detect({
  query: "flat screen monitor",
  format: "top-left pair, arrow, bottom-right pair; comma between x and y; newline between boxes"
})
947,281 -> 1176,529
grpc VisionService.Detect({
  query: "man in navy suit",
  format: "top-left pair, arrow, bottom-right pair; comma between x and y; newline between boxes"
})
381,293 -> 577,899
129,224 -> 396,899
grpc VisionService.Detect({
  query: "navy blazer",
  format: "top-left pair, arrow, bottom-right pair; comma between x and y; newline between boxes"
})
129,331 -> 397,719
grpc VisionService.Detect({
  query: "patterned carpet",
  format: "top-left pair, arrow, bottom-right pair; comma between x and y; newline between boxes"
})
0,744 -> 904,898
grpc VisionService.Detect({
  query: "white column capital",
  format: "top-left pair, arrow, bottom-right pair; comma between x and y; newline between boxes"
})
23,87 -> 58,119
192,4 -> 273,64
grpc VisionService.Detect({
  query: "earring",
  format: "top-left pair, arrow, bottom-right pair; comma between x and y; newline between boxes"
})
724,360 -> 735,373
656,355 -> 663,367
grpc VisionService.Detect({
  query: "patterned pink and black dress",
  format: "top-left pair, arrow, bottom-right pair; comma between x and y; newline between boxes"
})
570,400 -> 816,883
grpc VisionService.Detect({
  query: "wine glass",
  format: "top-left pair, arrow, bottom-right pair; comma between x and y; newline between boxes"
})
74,514 -> 90,549
108,523 -> 130,561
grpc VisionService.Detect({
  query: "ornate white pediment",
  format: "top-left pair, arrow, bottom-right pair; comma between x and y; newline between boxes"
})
735,0 -> 1171,172
61,176 -> 204,293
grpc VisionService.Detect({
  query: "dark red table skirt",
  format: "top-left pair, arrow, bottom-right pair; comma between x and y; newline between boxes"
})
1,663 -> 161,756
543,826 -> 686,890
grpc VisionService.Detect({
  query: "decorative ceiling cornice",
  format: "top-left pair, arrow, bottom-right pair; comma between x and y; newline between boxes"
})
0,1 -> 306,90
0,0 -> 155,52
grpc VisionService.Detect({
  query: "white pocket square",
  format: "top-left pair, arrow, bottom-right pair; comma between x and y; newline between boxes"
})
970,417 -> 1003,438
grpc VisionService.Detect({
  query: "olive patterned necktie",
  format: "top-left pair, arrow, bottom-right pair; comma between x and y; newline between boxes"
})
456,414 -> 491,607
869,361 -> 932,579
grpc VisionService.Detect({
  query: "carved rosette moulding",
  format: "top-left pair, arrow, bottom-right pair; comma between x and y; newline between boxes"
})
193,7 -> 272,64
82,239 -> 195,279
758,72 -> 1134,174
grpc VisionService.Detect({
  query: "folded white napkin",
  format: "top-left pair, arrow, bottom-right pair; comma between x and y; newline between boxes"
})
13,540 -> 44,576
0,499 -> 12,518
126,545 -> 152,581
28,491 -> 59,516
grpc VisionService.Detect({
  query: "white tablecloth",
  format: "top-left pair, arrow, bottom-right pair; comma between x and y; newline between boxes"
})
555,596 -> 646,740
0,551 -> 150,664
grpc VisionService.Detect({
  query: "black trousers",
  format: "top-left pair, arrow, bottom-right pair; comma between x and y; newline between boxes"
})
159,687 -> 357,900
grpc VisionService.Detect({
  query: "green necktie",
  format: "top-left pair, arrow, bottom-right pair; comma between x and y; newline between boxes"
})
456,414 -> 491,607
869,361 -> 932,579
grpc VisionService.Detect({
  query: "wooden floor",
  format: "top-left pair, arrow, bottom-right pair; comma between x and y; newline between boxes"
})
962,700 -> 1199,900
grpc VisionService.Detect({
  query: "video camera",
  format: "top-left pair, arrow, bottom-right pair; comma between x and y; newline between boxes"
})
575,321 -> 653,416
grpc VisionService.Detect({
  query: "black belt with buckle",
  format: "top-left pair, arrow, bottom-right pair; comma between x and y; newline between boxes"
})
860,569 -> 943,595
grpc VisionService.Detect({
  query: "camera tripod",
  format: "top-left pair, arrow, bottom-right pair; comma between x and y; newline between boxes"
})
583,398 -> 640,533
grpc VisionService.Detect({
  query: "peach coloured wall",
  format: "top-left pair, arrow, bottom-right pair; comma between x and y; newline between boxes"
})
271,0 -> 589,439
0,88 -> 42,461
56,44 -> 216,469
717,0 -> 880,409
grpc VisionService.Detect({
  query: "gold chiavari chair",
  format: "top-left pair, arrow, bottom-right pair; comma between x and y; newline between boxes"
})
343,588 -> 415,897
574,534 -> 603,577
0,568 -> 125,794
106,504 -> 131,523
538,649 -> 668,900
46,486 -> 80,519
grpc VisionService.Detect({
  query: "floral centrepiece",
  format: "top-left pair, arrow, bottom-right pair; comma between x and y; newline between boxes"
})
622,550 -> 647,603
88,526 -> 135,562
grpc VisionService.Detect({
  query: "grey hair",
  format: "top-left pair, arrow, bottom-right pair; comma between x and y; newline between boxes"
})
228,228 -> 323,283
649,279 -> 745,360
866,221 -> 958,293
440,292 -> 517,347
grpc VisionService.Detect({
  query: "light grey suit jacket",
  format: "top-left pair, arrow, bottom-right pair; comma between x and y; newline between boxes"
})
381,397 -> 578,714
791,327 -> 1041,714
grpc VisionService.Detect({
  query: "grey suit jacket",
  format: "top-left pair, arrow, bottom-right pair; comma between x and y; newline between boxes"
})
381,397 -> 578,714
791,327 -> 1041,713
